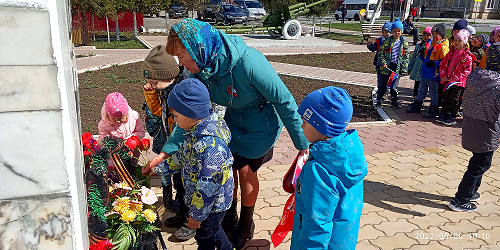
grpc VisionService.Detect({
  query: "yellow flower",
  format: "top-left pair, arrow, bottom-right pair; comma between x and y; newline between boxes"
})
142,209 -> 157,223
120,210 -> 137,223
129,201 -> 143,213
113,197 -> 130,214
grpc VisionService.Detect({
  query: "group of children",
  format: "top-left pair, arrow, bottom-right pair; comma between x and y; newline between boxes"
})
369,20 -> 500,212
96,43 -> 367,249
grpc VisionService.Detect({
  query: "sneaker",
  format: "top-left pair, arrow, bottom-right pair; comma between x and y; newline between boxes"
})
164,212 -> 187,228
435,115 -> 445,124
175,224 -> 196,241
457,111 -> 463,117
471,192 -> 480,202
442,118 -> 457,126
448,198 -> 477,212
376,100 -> 382,107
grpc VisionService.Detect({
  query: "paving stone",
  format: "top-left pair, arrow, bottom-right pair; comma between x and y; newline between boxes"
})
365,190 -> 394,203
413,182 -> 447,194
438,157 -> 467,165
476,242 -> 500,249
263,194 -> 290,207
439,210 -> 481,222
369,165 -> 398,174
356,240 -> 382,250
376,208 -> 416,222
474,202 -> 500,216
414,159 -> 443,168
255,198 -> 270,211
438,233 -> 487,250
362,201 -> 391,215
441,170 -> 466,181
370,232 -> 419,249
469,214 -> 500,230
393,156 -> 423,164
269,164 -> 290,173
407,226 -> 453,245
388,177 -> 423,188
183,243 -> 198,250
437,163 -> 467,173
475,227 -> 500,245
366,172 -> 395,182
371,158 -> 401,167
403,240 -> 451,250
407,212 -> 450,229
364,180 -> 391,193
414,174 -> 449,184
255,206 -> 285,220
415,153 -> 445,161
393,149 -> 423,157
254,216 -> 280,233
374,219 -> 419,236
258,188 -> 280,199
259,180 -> 282,190
259,171 -> 283,181
358,225 -> 386,240
439,220 -> 484,236
382,185 -> 417,198
360,211 -> 389,226
413,166 -> 446,175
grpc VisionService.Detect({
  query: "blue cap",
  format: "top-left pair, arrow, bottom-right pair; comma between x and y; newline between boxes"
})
453,19 -> 468,31
392,18 -> 403,30
382,21 -> 393,32
167,79 -> 210,119
297,87 -> 353,138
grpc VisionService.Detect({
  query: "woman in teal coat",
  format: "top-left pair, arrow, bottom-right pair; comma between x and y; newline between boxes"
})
148,18 -> 309,249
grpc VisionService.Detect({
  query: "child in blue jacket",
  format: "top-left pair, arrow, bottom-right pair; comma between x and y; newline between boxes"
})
367,21 -> 392,93
291,87 -> 368,250
143,78 -> 234,250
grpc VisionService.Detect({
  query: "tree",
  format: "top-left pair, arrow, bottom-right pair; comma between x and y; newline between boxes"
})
178,0 -> 209,18
71,0 -> 96,45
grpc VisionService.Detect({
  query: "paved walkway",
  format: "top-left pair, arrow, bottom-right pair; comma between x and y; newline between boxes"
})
75,35 -> 500,250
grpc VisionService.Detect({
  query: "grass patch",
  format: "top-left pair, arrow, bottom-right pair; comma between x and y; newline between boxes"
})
321,33 -> 363,44
78,60 -> 381,133
94,40 -> 146,49
76,52 -> 96,58
322,22 -> 362,32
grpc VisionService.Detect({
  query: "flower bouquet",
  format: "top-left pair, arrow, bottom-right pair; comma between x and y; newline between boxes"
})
124,135 -> 151,188
104,182 -> 159,250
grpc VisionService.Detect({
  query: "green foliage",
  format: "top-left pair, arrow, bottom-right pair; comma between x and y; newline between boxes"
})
304,0 -> 335,17
94,40 -> 146,49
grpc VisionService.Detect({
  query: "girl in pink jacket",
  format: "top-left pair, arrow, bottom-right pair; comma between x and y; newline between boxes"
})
437,29 -> 474,126
98,92 -> 146,141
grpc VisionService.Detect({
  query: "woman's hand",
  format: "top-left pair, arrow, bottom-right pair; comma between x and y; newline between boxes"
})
441,76 -> 448,82
188,217 -> 201,229
382,64 -> 388,69
298,148 -> 309,156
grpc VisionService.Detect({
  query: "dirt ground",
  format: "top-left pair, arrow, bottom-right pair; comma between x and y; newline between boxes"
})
78,61 -> 380,134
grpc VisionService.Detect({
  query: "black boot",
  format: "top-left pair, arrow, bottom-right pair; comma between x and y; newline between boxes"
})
406,101 -> 423,113
162,185 -> 173,209
231,205 -> 255,250
221,198 -> 238,237
423,105 -> 439,118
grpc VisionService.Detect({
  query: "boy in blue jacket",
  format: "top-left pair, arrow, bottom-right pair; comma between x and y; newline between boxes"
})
291,86 -> 368,250
143,78 -> 234,250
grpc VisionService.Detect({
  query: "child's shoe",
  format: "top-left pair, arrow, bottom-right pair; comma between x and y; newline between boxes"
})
376,99 -> 382,107
442,117 -> 457,126
435,115 -> 445,124
163,185 -> 173,209
175,223 -> 196,241
391,102 -> 400,109
448,198 -> 477,212
164,212 -> 187,228
423,105 -> 439,118
470,192 -> 480,202
406,101 -> 423,113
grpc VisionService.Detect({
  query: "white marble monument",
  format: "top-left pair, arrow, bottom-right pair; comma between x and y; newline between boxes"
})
0,0 -> 88,249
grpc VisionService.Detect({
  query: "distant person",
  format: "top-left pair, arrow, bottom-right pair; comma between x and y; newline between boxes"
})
340,5 -> 347,23
410,6 -> 417,18
367,21 -> 392,99
290,86 -> 368,250
416,5 -> 422,21
436,29 -> 473,126
448,47 -> 500,211
408,26 -> 432,102
403,16 -> 420,45
470,34 -> 489,67
449,19 -> 468,48
376,19 -> 410,108
420,4 -> 426,18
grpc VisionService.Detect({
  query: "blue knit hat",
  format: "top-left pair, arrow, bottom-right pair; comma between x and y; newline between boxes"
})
453,19 -> 468,31
382,21 -> 393,32
297,86 -> 353,138
392,18 -> 403,30
167,78 -> 210,119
